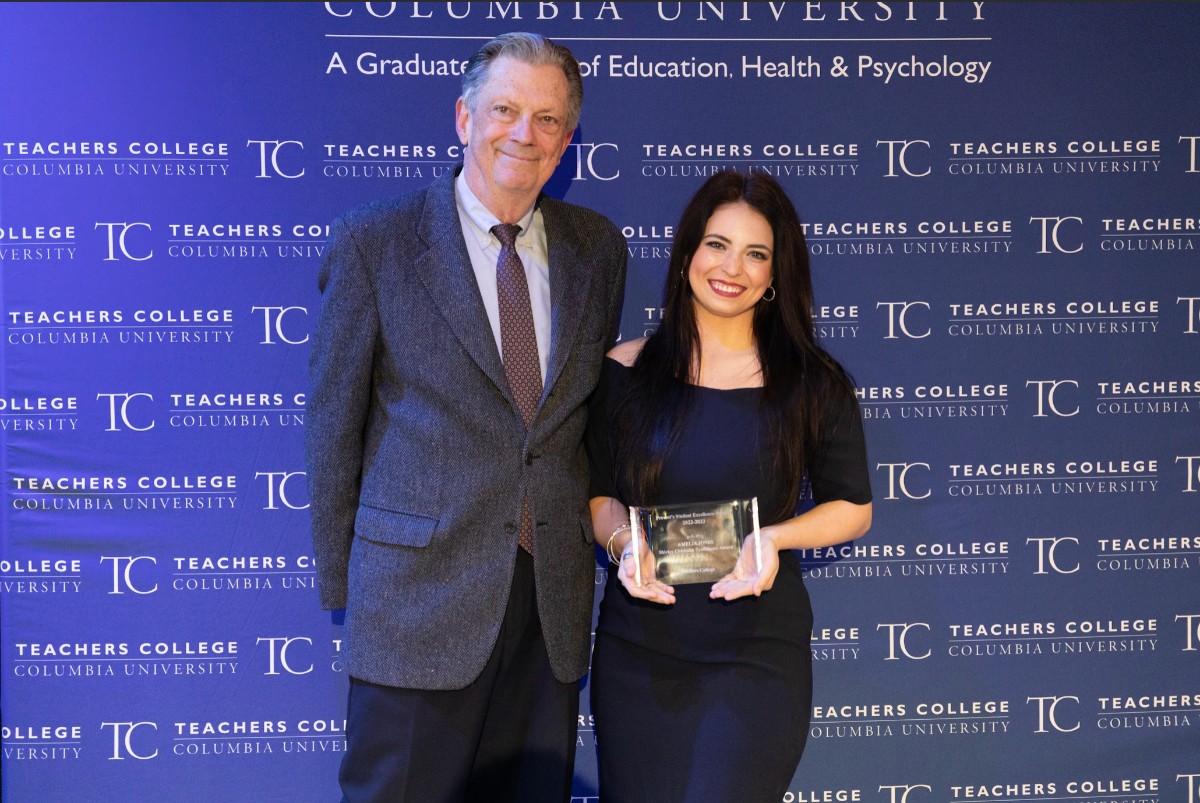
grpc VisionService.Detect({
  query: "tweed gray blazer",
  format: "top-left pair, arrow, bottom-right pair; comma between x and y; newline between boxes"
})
305,168 -> 626,689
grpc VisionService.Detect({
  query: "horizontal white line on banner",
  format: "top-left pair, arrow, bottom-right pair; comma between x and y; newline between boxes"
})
167,239 -> 318,244
809,235 -> 1011,240
175,736 -> 344,741
802,557 -> 1005,564
811,716 -> 1009,723
946,316 -> 1156,322
945,795 -> 1164,802
1094,707 -> 1200,714
323,159 -> 457,164
948,155 -> 1159,161
1096,395 -> 1200,400
2,157 -> 228,162
7,325 -> 235,330
857,400 -> 1009,405
1097,550 -> 1200,556
16,658 -> 239,663
0,412 -> 75,417
11,492 -> 234,496
0,575 -> 81,578
168,408 -> 304,413
643,158 -> 857,162
173,571 -> 316,576
949,635 -> 1152,642
949,475 -> 1156,482
325,34 -> 994,43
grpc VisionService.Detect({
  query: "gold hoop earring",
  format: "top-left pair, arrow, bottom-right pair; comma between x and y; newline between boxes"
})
761,285 -> 776,302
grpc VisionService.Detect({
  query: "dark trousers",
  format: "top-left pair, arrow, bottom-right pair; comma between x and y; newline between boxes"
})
338,550 -> 579,803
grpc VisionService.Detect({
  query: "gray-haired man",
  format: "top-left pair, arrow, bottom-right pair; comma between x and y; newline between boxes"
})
306,32 -> 626,802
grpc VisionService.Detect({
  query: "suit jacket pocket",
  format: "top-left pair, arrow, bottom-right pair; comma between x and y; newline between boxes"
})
355,504 -> 438,548
579,511 -> 595,544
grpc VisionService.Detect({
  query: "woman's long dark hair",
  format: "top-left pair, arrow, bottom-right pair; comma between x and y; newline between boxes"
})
613,170 -> 856,523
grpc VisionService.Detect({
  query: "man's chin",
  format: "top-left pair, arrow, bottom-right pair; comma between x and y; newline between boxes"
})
495,171 -> 545,197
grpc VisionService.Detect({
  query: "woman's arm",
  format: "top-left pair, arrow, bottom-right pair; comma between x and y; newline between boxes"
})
710,499 -> 872,601
766,499 -> 872,551
591,495 -> 677,605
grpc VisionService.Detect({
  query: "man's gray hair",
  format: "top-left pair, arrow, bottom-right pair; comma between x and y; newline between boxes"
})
461,32 -> 583,131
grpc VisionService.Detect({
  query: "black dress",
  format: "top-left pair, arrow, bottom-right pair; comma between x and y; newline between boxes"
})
586,358 -> 871,803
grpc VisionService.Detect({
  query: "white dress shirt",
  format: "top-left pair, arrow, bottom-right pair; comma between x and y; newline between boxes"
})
455,170 -> 552,383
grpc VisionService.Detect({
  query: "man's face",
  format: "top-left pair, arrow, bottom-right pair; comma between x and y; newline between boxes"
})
456,56 -> 575,215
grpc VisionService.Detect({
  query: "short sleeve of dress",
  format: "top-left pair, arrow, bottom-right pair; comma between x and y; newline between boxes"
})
809,389 -> 873,506
586,357 -> 628,500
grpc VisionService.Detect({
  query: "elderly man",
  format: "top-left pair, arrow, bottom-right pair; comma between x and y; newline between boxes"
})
306,32 -> 626,803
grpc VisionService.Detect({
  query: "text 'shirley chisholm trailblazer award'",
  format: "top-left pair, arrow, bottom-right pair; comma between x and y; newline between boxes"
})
629,498 -> 761,586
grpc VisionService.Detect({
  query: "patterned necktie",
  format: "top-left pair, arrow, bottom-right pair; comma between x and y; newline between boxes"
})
492,223 -> 542,552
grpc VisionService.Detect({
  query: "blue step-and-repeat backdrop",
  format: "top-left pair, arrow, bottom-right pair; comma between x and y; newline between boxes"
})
1,3 -> 1197,801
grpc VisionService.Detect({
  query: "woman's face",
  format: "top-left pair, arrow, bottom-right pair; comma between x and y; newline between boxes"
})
687,202 -> 774,325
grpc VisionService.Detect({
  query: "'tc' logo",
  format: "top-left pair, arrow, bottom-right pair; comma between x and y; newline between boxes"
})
101,556 -> 159,595
1179,774 -> 1200,803
877,463 -> 931,500
1026,537 -> 1080,575
1180,135 -> 1200,173
247,139 -> 305,178
95,222 -> 153,262
877,301 -> 931,340
251,305 -> 309,345
102,721 -> 158,760
1026,380 -> 1079,418
1027,695 -> 1080,733
567,143 -> 619,181
878,623 -> 931,661
879,786 -> 932,803
1029,216 -> 1083,254
97,392 -> 155,432
257,636 -> 314,675
1178,456 -> 1200,493
1177,614 -> 1200,651
876,139 -> 931,177
1179,297 -> 1200,334
256,471 -> 310,510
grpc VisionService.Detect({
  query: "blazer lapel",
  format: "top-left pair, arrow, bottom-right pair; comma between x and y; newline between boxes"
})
542,199 -> 597,405
413,172 -> 511,401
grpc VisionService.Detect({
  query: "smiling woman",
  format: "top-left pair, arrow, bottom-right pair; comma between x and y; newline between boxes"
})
686,202 -> 775,334
587,170 -> 872,800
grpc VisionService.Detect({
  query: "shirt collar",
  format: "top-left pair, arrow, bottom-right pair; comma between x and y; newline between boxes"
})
455,170 -> 537,250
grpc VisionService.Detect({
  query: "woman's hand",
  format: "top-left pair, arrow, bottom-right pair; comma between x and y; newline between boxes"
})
615,539 -> 676,605
591,496 -> 675,604
709,527 -> 780,601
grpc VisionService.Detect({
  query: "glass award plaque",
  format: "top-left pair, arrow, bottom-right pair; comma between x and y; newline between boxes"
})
629,498 -> 761,586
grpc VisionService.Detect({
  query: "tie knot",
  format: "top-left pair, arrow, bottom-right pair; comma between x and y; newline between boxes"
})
491,223 -> 521,249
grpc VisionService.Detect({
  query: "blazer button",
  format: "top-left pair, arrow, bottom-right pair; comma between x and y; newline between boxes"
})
504,522 -> 517,534
525,453 -> 534,466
